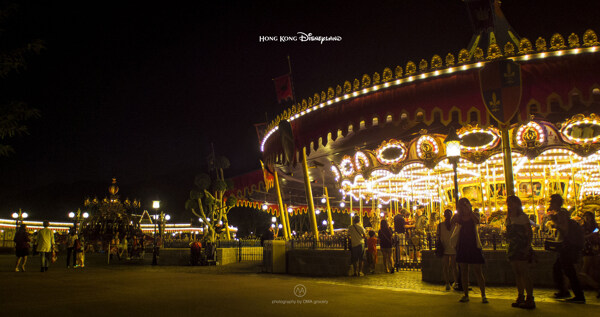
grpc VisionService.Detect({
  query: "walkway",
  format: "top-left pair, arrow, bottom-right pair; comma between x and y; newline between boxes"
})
1,255 -> 598,317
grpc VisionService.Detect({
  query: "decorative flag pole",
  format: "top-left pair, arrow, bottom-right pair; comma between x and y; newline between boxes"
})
480,59 -> 523,197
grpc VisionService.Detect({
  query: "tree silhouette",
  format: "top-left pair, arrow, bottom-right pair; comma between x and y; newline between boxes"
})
185,155 -> 237,242
0,2 -> 42,156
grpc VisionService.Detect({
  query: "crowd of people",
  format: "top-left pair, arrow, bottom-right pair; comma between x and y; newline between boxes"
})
11,224 -> 157,272
10,193 -> 600,307
346,193 -> 600,307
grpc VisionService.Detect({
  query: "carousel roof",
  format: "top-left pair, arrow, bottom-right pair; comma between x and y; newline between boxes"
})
242,4 -> 600,215
261,30 -> 600,161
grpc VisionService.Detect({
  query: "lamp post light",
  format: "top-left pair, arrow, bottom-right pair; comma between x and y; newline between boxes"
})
152,200 -> 160,265
444,127 -> 462,203
68,208 -> 89,234
11,209 -> 28,229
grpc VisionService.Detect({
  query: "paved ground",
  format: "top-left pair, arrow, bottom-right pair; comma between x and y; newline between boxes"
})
1,255 -> 598,317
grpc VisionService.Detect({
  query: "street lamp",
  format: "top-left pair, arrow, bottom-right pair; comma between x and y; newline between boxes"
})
11,209 -> 28,229
152,200 -> 160,266
444,127 -> 462,203
68,209 -> 89,234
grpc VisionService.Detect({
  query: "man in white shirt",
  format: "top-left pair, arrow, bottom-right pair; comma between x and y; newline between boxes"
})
348,216 -> 366,276
36,221 -> 55,272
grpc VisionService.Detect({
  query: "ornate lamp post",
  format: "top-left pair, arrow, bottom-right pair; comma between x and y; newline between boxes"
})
444,127 -> 462,204
11,209 -> 28,229
68,208 -> 89,234
152,200 -> 160,265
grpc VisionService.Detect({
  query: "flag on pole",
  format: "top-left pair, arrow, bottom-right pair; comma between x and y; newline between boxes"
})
260,160 -> 274,191
254,122 -> 267,143
274,74 -> 293,103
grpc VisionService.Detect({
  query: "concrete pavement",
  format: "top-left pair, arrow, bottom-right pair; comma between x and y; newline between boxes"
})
1,255 -> 598,317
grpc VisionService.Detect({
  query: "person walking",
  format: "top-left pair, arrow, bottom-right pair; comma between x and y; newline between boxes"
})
348,215 -> 366,276
379,219 -> 394,274
578,211 -> 600,298
438,209 -> 457,291
549,194 -> 586,303
506,196 -> 535,309
110,235 -> 120,260
365,230 -> 377,274
393,210 -> 407,264
13,224 -> 30,272
119,235 -> 128,260
65,228 -> 78,268
74,236 -> 84,268
36,221 -> 55,272
454,198 -> 487,303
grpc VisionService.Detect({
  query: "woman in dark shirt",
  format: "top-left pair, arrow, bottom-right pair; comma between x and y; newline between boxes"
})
379,219 -> 394,273
454,198 -> 487,303
13,224 -> 30,272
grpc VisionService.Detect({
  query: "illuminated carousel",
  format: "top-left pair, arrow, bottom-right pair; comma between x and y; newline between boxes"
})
243,0 -> 600,240
79,178 -> 143,242
331,115 -> 600,224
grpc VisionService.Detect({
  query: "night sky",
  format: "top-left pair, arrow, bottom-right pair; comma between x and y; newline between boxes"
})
1,0 -> 599,221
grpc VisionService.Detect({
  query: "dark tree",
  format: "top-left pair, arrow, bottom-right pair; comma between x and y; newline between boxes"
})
0,2 -> 42,156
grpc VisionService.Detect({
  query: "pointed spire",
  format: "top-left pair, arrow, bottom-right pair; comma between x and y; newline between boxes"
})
463,0 -> 520,58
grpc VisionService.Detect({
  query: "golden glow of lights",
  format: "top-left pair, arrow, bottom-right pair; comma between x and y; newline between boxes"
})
260,45 -> 600,152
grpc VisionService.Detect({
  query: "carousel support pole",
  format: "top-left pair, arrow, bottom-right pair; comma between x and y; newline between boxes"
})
427,170 -> 431,218
493,162 -> 498,210
437,173 -> 443,220
500,124 -> 515,197
324,187 -> 335,235
485,162 -> 490,216
554,158 -> 561,196
372,198 -> 377,231
569,156 -> 577,207
273,170 -> 289,240
284,204 -> 292,239
350,196 -> 353,221
529,160 -> 535,215
478,164 -> 484,212
359,194 -> 363,226
452,160 -> 459,204
301,147 -> 319,242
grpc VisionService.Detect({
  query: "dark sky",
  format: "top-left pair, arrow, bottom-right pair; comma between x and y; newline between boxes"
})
1,0 -> 599,221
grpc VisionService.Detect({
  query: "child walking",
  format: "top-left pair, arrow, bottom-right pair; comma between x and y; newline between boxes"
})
366,230 -> 378,274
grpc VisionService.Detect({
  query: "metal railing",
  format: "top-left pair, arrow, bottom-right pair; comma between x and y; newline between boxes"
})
163,240 -> 192,248
283,228 -> 554,271
288,236 -> 349,250
216,239 -> 263,262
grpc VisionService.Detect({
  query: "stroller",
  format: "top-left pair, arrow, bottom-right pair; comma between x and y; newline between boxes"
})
200,242 -> 216,266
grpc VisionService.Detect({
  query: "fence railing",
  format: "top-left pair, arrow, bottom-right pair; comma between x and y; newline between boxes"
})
163,241 -> 192,248
216,239 -> 263,262
288,236 -> 349,250
284,228 -> 553,271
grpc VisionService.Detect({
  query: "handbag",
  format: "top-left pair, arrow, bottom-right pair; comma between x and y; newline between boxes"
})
450,223 -> 461,250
